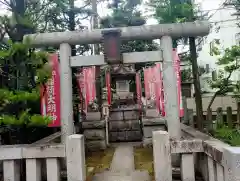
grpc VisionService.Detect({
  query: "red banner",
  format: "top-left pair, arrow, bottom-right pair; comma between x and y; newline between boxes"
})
76,67 -> 96,112
41,54 -> 61,127
76,68 -> 85,112
106,71 -> 111,105
136,72 -> 142,110
159,64 -> 165,116
143,50 -> 183,117
154,63 -> 161,114
143,68 -> 151,100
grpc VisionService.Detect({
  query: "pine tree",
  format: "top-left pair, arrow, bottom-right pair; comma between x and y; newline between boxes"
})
100,0 -> 158,71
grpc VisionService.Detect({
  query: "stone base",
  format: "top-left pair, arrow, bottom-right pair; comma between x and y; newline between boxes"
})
86,140 -> 107,151
109,120 -> 141,131
82,119 -> 107,151
84,129 -> 106,140
142,117 -> 166,126
109,130 -> 142,142
143,126 -> 166,138
109,110 -> 139,121
142,117 -> 167,147
142,117 -> 166,137
108,106 -> 142,142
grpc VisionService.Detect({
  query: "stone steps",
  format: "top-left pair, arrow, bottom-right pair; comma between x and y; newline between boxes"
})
109,130 -> 142,142
109,120 -> 141,131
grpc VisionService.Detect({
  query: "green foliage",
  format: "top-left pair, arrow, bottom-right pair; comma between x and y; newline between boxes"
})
147,0 -> 198,47
148,0 -> 193,23
0,40 -> 51,89
208,45 -> 240,98
0,88 -> 52,126
1,112 -> 51,126
181,68 -> 192,82
213,126 -> 240,146
0,39 -> 52,127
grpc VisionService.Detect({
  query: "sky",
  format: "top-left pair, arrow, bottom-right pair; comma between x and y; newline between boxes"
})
0,0 -> 212,54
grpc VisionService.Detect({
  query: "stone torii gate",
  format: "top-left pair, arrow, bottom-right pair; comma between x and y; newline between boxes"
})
24,21 -> 210,144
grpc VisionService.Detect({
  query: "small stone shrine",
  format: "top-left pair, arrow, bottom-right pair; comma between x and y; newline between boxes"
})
108,64 -> 142,142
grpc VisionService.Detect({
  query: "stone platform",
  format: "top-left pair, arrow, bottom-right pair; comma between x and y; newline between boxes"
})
108,107 -> 142,142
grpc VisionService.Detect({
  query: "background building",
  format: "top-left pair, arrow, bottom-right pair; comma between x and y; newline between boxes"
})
195,0 -> 240,93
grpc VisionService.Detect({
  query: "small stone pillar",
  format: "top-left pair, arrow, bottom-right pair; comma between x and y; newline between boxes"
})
66,134 -> 86,181
153,131 -> 172,181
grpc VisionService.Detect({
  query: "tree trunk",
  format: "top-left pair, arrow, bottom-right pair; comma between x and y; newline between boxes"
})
189,37 -> 204,130
207,91 -> 219,112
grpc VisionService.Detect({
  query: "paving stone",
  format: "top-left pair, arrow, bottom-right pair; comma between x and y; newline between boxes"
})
92,170 -> 150,181
110,144 -> 135,172
92,144 -> 150,181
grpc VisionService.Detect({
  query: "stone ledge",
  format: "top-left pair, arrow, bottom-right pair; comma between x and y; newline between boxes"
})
109,120 -> 141,131
86,140 -> 107,151
181,123 -> 229,164
109,131 -> 142,142
84,129 -> 106,141
0,143 -> 65,160
170,139 -> 203,153
82,120 -> 106,129
143,126 -> 166,138
142,118 -> 166,126
145,109 -> 159,118
32,132 -> 61,145
85,112 -> 101,121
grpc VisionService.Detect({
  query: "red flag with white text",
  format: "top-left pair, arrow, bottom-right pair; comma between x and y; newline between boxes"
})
41,54 -> 61,127
143,50 -> 183,117
76,67 -> 96,112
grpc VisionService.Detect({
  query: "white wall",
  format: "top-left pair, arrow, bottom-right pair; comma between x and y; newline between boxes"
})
197,0 -> 239,68
195,0 -> 240,91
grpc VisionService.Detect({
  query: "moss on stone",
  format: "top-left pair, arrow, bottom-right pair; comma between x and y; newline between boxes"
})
134,146 -> 154,180
85,147 -> 115,180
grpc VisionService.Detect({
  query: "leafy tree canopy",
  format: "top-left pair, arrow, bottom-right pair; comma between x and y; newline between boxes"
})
207,45 -> 240,110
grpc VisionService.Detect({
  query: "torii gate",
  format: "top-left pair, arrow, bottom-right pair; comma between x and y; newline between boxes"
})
24,21 -> 210,144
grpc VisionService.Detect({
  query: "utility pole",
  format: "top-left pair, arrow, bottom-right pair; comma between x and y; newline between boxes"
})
189,0 -> 204,130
